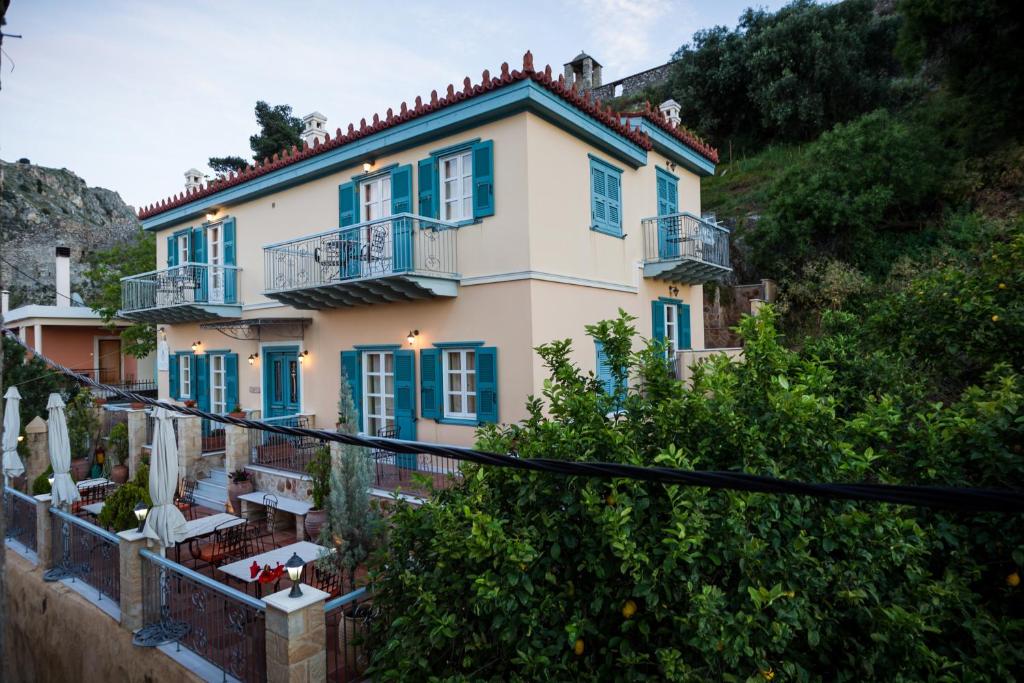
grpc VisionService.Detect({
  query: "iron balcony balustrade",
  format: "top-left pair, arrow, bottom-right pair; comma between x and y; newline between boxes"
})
119,262 -> 243,323
641,212 -> 732,284
262,213 -> 459,308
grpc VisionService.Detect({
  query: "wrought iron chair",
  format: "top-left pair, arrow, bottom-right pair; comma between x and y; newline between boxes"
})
370,426 -> 400,486
189,518 -> 247,571
360,225 -> 389,274
175,478 -> 198,520
312,562 -> 342,597
261,494 -> 280,549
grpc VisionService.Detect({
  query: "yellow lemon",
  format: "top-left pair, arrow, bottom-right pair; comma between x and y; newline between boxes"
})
573,639 -> 585,656
1008,572 -> 1020,587
992,315 -> 1000,322
761,668 -> 775,681
622,599 -> 638,619
999,283 -> 1007,289
606,495 -> 616,506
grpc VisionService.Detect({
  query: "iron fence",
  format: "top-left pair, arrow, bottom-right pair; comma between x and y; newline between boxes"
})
145,410 -> 180,448
249,415 -> 325,475
325,588 -> 377,682
73,370 -> 158,399
136,549 -> 267,682
43,507 -> 120,604
121,262 -> 242,313
263,213 -> 459,294
368,448 -> 462,496
4,486 -> 38,553
201,417 -> 226,454
641,212 -> 731,269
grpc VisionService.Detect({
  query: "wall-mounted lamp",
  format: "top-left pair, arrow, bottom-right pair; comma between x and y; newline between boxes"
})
248,352 -> 259,366
668,286 -> 680,297
191,340 -> 202,353
406,330 -> 419,346
159,327 -> 167,341
298,349 -> 309,364
362,161 -> 373,173
205,212 -> 217,223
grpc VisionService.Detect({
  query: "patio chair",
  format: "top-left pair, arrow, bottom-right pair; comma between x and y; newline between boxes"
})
189,518 -> 246,571
175,478 -> 198,520
312,563 -> 342,597
370,427 -> 400,486
360,225 -> 389,274
261,494 -> 279,549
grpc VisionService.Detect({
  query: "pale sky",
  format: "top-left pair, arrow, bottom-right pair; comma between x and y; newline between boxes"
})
0,0 -> 787,210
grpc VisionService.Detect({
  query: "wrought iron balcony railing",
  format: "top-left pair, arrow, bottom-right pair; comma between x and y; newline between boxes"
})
262,214 -> 459,307
640,212 -> 732,283
119,263 -> 242,322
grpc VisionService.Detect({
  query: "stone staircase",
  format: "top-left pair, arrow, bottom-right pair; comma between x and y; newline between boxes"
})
194,468 -> 228,511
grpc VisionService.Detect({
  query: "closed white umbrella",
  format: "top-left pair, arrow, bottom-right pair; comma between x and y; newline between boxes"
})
2,387 -> 25,484
143,407 -> 187,546
47,393 -> 80,508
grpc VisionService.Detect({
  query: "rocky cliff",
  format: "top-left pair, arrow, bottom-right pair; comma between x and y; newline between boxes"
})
0,159 -> 141,307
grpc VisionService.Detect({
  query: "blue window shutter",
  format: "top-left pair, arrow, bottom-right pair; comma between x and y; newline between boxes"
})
166,235 -> 177,268
418,158 -> 437,219
191,227 -> 207,301
169,353 -> 179,399
223,217 -> 237,304
194,354 -> 210,411
591,159 -> 622,236
606,172 -> 621,232
394,350 -> 417,448
340,350 -> 362,431
476,346 -> 498,424
678,303 -> 692,350
391,166 -> 414,272
225,353 -> 239,410
651,300 -> 666,343
656,168 -> 678,216
595,341 -> 614,395
472,139 -> 495,218
338,182 -> 356,227
419,348 -> 441,420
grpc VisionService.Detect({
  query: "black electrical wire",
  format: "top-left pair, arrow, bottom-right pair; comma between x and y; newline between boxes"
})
4,327 -> 1023,514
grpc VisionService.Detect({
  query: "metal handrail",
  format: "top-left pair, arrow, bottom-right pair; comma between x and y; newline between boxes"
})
5,486 -> 38,506
50,506 -> 121,544
139,547 -> 266,611
324,586 -> 369,612
120,262 -> 242,282
262,212 -> 459,249
639,211 -> 730,233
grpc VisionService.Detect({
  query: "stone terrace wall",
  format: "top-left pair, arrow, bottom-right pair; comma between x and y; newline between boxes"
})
592,63 -> 674,101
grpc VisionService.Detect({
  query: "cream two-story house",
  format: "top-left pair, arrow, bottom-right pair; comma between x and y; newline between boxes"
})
121,52 -> 729,453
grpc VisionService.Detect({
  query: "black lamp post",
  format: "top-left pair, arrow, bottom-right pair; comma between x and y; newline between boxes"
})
286,552 -> 305,598
134,500 -> 149,532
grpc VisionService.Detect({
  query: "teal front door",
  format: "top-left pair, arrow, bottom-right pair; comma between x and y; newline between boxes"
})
263,347 -> 301,417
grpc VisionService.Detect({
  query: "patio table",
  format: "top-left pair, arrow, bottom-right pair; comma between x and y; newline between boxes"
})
82,501 -> 105,517
77,477 -> 111,490
218,540 -> 332,597
171,512 -> 244,563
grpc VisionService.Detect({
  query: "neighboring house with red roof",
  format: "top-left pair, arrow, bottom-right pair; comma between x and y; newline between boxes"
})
121,51 -> 729,488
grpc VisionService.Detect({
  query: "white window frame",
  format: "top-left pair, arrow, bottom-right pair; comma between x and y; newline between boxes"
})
179,354 -> 191,398
177,234 -> 190,266
210,354 -> 227,414
442,348 -> 477,420
207,222 -> 225,303
439,150 -> 473,222
362,351 -> 395,435
664,304 -> 678,356
361,175 -> 392,222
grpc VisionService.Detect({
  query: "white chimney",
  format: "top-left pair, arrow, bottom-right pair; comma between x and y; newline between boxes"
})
55,246 -> 72,306
659,99 -> 681,128
300,112 -> 328,147
1,289 -> 9,316
184,168 -> 204,192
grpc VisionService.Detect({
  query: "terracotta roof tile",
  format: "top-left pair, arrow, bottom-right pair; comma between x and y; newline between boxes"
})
621,102 -> 719,164
138,51 -> 717,220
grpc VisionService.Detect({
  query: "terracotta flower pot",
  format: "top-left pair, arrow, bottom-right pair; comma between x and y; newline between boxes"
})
110,464 -> 129,484
229,411 -> 246,419
70,457 -> 90,481
228,479 -> 254,516
341,610 -> 370,677
305,509 -> 328,542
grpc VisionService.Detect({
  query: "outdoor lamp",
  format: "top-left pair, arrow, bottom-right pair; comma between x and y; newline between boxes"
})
47,473 -> 54,488
286,552 -> 305,597
248,353 -> 255,366
191,340 -> 200,353
17,435 -> 24,443
134,500 -> 149,532
362,161 -> 373,173
298,349 -> 309,364
406,329 -> 419,346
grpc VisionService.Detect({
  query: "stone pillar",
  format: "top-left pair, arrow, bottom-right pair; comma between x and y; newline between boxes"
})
225,423 -> 249,476
34,494 -> 53,567
264,585 -> 330,682
117,529 -> 164,632
176,415 -> 202,480
24,415 -> 48,486
126,408 -> 148,477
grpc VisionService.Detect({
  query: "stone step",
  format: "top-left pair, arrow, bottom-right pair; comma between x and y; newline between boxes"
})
193,491 -> 226,512
207,468 -> 228,486
195,479 -> 226,501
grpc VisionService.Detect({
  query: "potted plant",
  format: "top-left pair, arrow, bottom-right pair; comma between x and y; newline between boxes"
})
183,399 -> 197,408
130,400 -> 146,410
66,389 -> 100,480
107,422 -> 130,484
305,445 -> 331,541
229,404 -> 246,419
97,482 -> 152,532
227,468 -> 253,516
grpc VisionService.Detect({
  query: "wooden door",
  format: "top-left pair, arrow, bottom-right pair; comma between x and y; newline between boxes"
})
97,339 -> 122,384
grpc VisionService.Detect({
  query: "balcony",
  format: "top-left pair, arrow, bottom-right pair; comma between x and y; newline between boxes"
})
119,263 -> 243,323
262,213 -> 459,309
641,212 -> 732,283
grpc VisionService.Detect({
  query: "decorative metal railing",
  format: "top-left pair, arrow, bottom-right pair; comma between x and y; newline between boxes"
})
120,262 -> 242,313
136,549 -> 267,682
43,507 -> 120,604
263,213 -> 459,294
368,449 -> 462,496
4,486 -> 38,553
325,588 -> 377,683
201,417 -> 226,454
249,414 -> 325,475
145,409 -> 179,448
640,212 -> 731,269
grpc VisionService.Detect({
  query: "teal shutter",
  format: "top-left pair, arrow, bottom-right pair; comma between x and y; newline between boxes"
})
225,353 -> 239,410
338,182 -> 357,227
418,158 -> 437,219
419,349 -> 441,420
338,182 -> 359,279
191,226 -> 207,302
391,165 -> 413,272
472,140 -> 495,219
590,159 -> 622,236
476,346 -> 498,424
651,300 -> 666,344
223,217 -> 237,304
678,303 -> 692,350
169,353 -> 179,399
194,354 -> 209,411
340,351 -> 363,432
394,350 -> 417,469
606,171 -> 621,232
595,341 -> 614,395
166,235 -> 177,268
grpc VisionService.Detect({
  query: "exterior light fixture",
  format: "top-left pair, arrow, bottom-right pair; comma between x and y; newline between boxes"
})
668,286 -> 679,297
205,212 -> 217,222
17,435 -> 24,443
406,330 -> 419,346
298,349 -> 309,364
191,340 -> 202,353
47,473 -> 55,488
362,161 -> 373,173
134,500 -> 149,532
248,353 -> 256,366
286,552 -> 305,598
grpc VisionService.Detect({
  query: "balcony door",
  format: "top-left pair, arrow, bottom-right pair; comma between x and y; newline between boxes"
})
97,338 -> 122,384
362,351 -> 395,436
263,347 -> 301,418
358,175 -> 393,276
207,222 -> 225,304
656,169 -> 680,260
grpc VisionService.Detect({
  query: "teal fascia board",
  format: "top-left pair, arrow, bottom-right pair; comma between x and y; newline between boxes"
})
432,341 -> 485,348
624,118 -> 716,177
142,80 -> 648,231
353,344 -> 402,351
